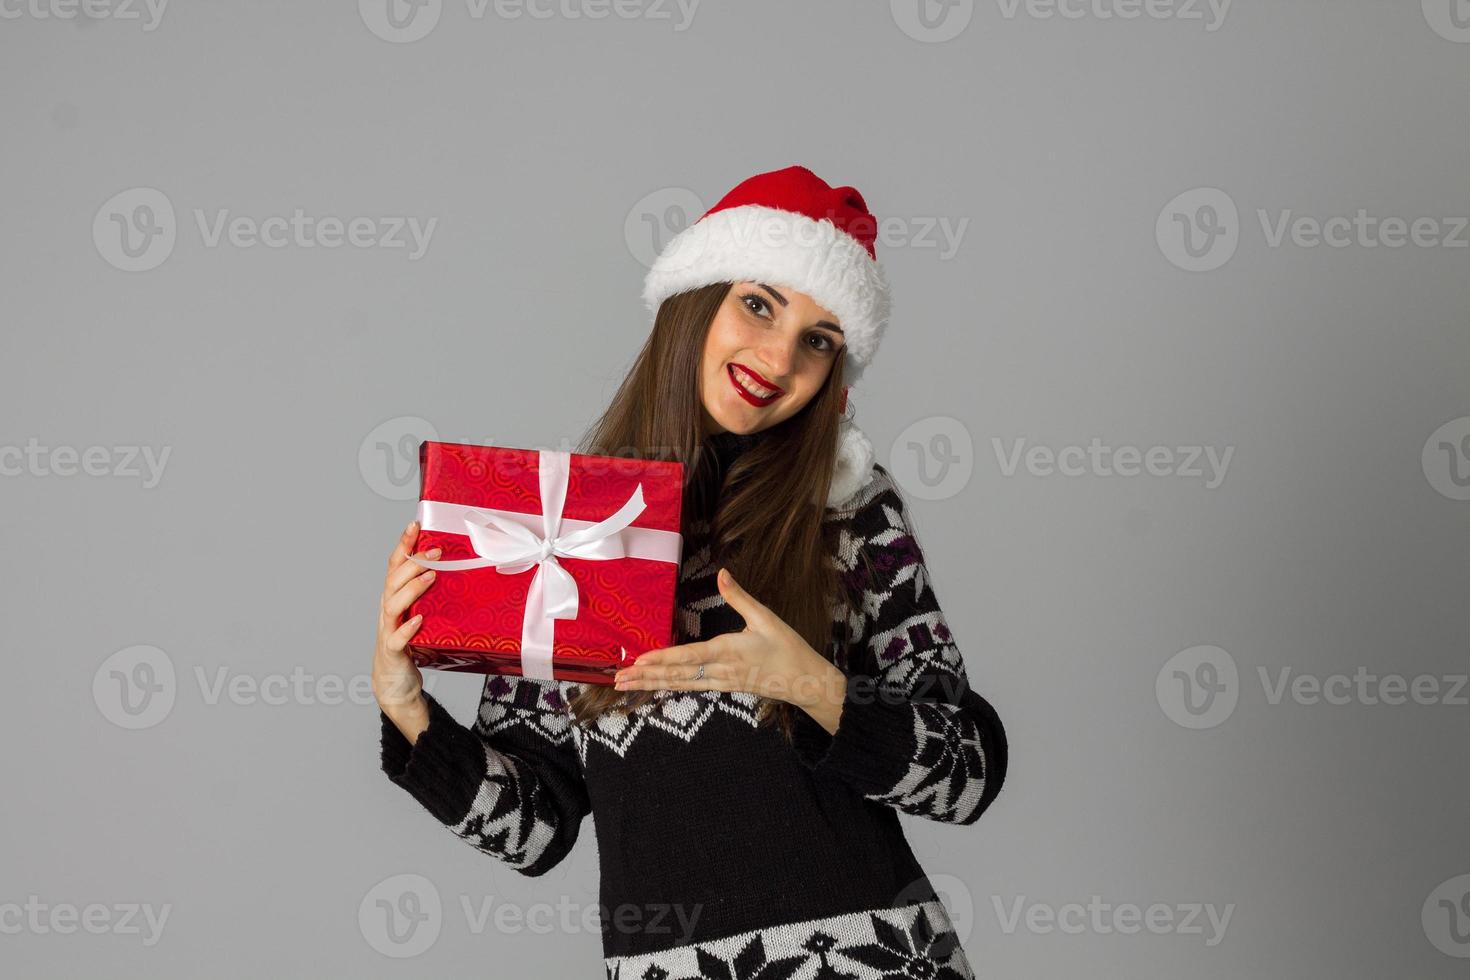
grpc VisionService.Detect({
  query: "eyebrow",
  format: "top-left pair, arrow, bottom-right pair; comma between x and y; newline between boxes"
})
754,282 -> 844,334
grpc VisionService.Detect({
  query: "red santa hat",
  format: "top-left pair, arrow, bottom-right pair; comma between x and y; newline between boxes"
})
641,164 -> 892,509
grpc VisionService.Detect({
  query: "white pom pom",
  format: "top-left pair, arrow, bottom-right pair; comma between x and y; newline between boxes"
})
827,419 -> 875,509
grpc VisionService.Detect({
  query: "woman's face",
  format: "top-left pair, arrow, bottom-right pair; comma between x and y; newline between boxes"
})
698,281 -> 846,437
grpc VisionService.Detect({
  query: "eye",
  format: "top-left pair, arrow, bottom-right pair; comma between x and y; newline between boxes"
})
739,292 -> 772,318
807,333 -> 839,354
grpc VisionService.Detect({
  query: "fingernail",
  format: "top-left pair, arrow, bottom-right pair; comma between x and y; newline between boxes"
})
423,570 -> 436,580
427,547 -> 443,558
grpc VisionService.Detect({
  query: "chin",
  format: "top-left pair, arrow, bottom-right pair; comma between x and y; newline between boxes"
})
707,410 -> 760,437
712,417 -> 751,435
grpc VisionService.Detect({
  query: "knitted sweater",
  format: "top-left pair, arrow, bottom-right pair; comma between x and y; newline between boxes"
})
379,430 -> 1009,979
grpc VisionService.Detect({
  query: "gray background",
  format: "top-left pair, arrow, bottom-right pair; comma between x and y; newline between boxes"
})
3,1 -> 1468,976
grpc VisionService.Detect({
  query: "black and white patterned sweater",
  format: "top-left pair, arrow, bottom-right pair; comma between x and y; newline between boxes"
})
379,430 -> 1009,979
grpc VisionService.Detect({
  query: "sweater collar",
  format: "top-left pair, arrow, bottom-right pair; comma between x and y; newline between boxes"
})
706,428 -> 762,468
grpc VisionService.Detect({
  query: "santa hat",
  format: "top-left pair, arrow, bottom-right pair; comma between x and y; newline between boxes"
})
641,164 -> 892,509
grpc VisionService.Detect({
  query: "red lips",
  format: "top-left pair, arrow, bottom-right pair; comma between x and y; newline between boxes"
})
727,363 -> 783,406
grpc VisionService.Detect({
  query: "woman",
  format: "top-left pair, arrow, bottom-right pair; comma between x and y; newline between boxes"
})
373,165 -> 1008,979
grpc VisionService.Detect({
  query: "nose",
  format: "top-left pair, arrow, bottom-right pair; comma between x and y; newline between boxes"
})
753,333 -> 798,385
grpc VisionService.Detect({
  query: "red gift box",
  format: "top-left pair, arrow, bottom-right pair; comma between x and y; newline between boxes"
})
403,440 -> 685,684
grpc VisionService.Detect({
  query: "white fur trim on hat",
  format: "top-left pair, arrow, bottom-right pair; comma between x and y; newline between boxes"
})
642,204 -> 892,382
827,418 -> 876,509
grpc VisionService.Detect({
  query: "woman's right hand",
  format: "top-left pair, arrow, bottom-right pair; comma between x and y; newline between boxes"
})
372,520 -> 441,740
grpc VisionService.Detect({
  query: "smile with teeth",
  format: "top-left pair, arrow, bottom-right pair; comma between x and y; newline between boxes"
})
728,363 -> 783,404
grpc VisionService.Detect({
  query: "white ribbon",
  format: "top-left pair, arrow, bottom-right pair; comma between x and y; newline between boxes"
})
406,449 -> 681,679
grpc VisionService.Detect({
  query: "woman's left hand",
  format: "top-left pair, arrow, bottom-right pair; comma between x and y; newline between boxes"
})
614,567 -> 845,710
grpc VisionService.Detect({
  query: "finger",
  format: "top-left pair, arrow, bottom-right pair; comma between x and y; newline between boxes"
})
618,660 -> 729,685
385,613 -> 424,652
616,666 -> 731,692
716,567 -> 772,628
383,568 -> 437,621
386,546 -> 442,595
631,639 -> 718,667
387,520 -> 420,571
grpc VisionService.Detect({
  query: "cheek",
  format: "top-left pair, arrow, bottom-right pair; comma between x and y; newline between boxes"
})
784,365 -> 834,412
704,312 -> 753,368
703,314 -> 728,360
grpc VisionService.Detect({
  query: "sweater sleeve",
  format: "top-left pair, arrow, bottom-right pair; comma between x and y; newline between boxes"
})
791,466 -> 1008,825
379,673 -> 591,876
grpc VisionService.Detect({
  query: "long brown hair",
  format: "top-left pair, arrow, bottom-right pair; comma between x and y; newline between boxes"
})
569,281 -> 871,742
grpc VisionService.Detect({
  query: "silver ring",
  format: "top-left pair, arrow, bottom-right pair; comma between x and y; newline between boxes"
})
694,663 -> 705,681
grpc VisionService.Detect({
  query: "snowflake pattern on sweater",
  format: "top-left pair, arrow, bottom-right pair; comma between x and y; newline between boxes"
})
604,897 -> 974,980
379,453 -> 1007,976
